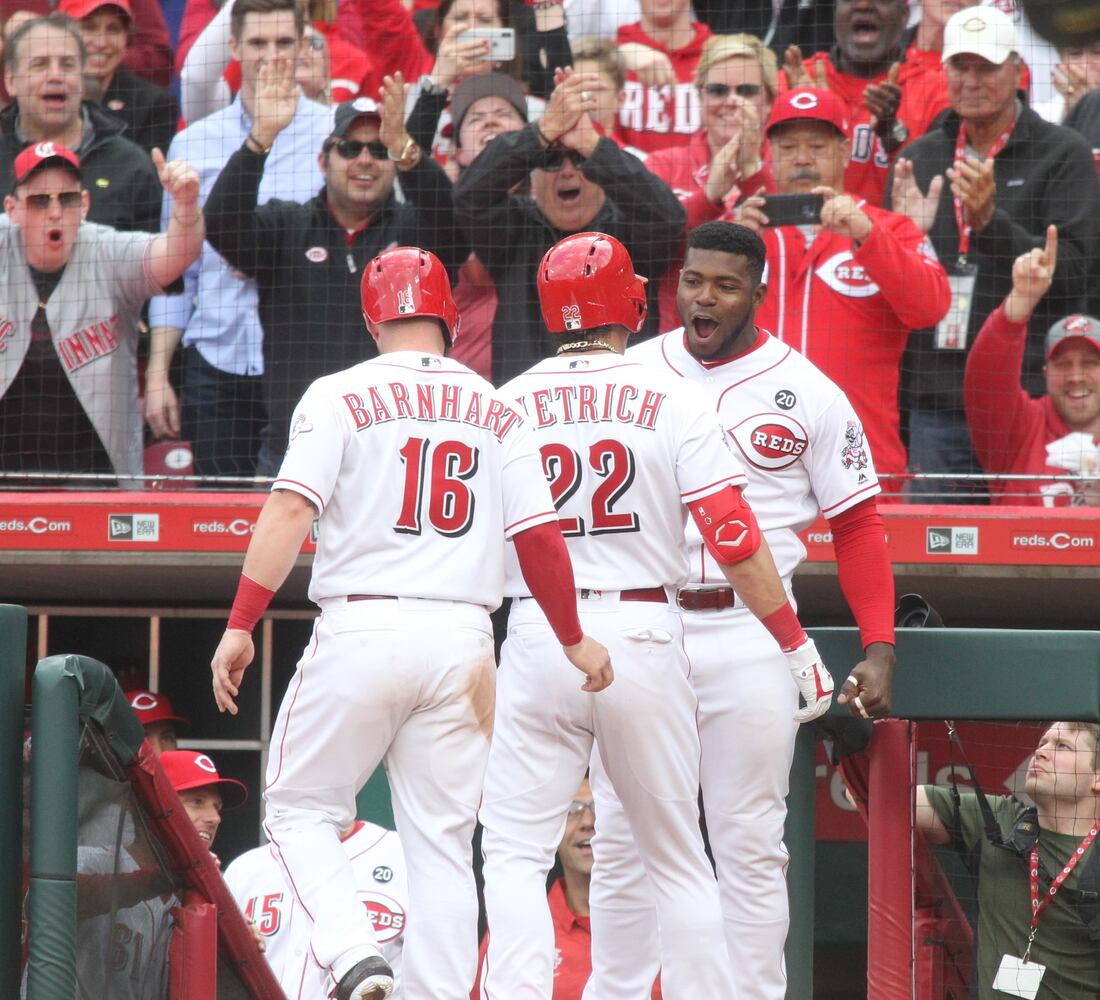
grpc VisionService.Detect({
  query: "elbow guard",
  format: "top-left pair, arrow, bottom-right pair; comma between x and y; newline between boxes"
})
689,486 -> 762,565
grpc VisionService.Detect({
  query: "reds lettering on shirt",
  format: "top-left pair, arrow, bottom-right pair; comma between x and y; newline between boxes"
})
617,82 -> 701,144
341,381 -> 522,442
57,316 -> 122,372
516,382 -> 666,430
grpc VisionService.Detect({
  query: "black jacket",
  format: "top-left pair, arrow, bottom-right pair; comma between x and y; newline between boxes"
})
0,100 -> 161,233
204,143 -> 468,457
101,68 -> 180,158
885,104 -> 1100,412
453,125 -> 686,384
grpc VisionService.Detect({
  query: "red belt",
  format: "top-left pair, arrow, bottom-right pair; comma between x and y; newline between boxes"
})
676,588 -> 739,612
618,587 -> 668,603
347,594 -> 398,602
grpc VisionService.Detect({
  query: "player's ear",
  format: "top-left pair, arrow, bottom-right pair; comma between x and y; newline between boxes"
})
752,281 -> 768,309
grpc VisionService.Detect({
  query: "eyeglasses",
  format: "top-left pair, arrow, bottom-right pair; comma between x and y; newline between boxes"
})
327,138 -> 389,160
21,191 -> 82,210
542,149 -> 585,172
703,82 -> 764,100
568,800 -> 595,817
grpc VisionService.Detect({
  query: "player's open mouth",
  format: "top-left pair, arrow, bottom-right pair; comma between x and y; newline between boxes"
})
578,839 -> 592,850
850,18 -> 880,45
46,228 -> 64,247
557,186 -> 582,204
197,830 -> 212,843
42,90 -> 69,109
691,316 -> 719,339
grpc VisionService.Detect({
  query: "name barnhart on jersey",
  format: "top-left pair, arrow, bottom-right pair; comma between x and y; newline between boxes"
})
516,383 -> 667,430
342,382 -> 522,442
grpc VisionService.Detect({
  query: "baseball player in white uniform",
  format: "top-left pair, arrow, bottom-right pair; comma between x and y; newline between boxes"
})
477,232 -> 835,1000
225,821 -> 408,999
583,221 -> 897,1000
209,246 -> 611,1000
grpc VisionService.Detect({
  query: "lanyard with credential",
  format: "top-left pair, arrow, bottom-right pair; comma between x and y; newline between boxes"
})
1024,825 -> 1100,961
952,122 -> 1011,264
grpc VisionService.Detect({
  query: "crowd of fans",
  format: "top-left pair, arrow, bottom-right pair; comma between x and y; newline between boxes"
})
0,0 -> 1098,504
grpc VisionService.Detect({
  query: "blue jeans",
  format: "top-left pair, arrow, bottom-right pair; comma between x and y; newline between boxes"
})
905,407 -> 987,504
181,347 -> 265,479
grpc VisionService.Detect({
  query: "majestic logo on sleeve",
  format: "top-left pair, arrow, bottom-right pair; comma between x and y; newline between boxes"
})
840,421 -> 869,470
815,252 -> 880,298
729,413 -> 808,470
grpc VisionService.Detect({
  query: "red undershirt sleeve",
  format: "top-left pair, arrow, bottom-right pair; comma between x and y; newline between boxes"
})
512,521 -> 584,647
827,498 -> 896,649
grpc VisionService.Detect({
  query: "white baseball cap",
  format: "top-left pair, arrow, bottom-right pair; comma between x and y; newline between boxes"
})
942,5 -> 1017,66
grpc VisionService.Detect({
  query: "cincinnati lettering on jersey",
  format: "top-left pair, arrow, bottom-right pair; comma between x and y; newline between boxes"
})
342,381 -> 522,442
58,315 -> 121,372
518,383 -> 666,430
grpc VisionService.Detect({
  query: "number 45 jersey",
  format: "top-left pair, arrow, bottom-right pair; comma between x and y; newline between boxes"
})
273,352 -> 558,608
501,353 -> 748,595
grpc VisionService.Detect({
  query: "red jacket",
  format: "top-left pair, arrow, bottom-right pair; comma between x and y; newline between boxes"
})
471,879 -> 662,999
754,205 -> 951,478
781,50 -> 951,206
613,21 -> 711,155
964,304 -> 1096,506
645,130 -> 773,331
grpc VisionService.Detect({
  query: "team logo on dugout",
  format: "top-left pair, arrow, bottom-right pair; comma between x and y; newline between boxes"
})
728,413 -> 808,470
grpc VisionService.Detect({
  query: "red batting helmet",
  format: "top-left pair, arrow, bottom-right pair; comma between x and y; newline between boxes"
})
537,232 -> 648,335
361,246 -> 460,346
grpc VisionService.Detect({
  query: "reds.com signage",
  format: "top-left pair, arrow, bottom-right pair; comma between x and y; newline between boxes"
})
0,495 -> 1096,564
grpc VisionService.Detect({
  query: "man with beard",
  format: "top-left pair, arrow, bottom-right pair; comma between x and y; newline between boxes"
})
453,68 -> 685,384
587,220 -> 895,1000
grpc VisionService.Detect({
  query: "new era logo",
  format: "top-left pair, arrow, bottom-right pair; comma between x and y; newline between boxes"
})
926,526 -> 979,555
108,513 -> 160,542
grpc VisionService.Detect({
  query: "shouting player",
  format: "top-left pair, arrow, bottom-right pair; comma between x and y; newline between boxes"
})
585,221 -> 896,1000
209,247 -> 610,1000
476,232 -> 833,998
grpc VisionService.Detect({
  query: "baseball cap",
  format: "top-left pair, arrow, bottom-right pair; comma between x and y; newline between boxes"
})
1045,314 -> 1100,359
942,5 -> 1017,66
766,88 -> 850,138
331,96 -> 382,139
125,689 -> 189,729
57,0 -> 132,20
12,142 -> 81,192
450,72 -> 527,139
160,750 -> 247,808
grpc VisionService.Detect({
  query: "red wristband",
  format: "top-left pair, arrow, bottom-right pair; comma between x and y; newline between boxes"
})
760,602 -> 807,653
227,573 -> 275,632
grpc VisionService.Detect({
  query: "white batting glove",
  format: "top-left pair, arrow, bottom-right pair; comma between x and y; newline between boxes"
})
787,637 -> 833,724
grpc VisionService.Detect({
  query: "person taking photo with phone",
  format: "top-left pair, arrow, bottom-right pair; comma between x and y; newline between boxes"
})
733,87 -> 950,495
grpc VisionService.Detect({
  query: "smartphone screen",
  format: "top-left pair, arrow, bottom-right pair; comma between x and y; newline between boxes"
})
759,194 -> 824,227
458,27 -> 516,63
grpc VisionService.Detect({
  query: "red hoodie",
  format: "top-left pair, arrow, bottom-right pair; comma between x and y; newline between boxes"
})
613,21 -> 712,155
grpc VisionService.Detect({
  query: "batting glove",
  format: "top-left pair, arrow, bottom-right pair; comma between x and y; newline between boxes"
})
787,638 -> 833,724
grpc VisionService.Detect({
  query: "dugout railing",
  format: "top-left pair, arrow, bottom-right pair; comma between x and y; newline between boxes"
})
0,608 -> 286,1000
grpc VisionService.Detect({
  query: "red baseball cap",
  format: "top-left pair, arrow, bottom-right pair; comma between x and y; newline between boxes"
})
1046,315 -> 1100,360
766,88 -> 850,139
160,750 -> 248,808
13,142 -> 81,191
57,0 -> 132,20
125,689 -> 189,729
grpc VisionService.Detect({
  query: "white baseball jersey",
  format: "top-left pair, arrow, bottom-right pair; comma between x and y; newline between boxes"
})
273,351 -> 558,606
628,330 -> 882,587
75,846 -> 174,1000
225,823 -> 407,1000
500,353 -> 748,595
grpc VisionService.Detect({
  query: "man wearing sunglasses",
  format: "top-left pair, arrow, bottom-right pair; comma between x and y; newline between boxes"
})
0,141 -> 204,482
202,66 -> 467,474
453,67 -> 685,385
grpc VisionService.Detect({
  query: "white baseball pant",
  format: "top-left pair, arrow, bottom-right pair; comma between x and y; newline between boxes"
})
478,591 -> 736,1000
584,606 -> 798,1000
264,597 -> 496,999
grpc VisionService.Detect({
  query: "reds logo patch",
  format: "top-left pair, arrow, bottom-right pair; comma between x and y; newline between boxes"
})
841,420 -> 869,470
729,413 -> 808,470
360,892 -> 406,943
1063,315 -> 1093,334
814,252 -> 880,298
